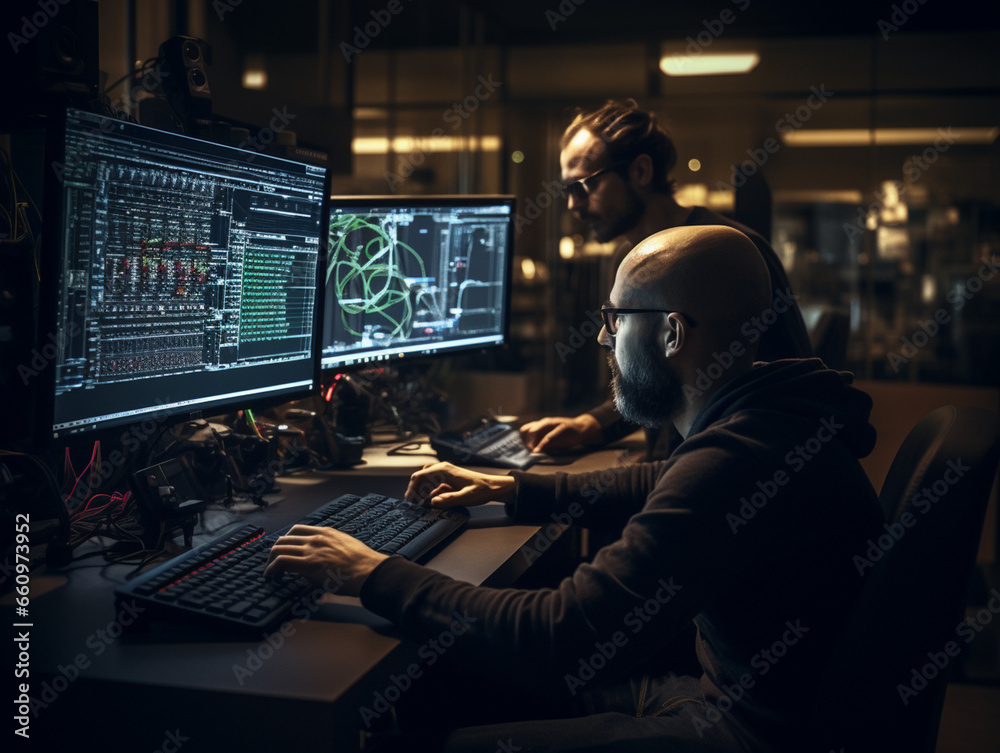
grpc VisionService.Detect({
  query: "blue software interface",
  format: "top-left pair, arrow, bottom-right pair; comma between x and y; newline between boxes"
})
322,196 -> 514,370
50,108 -> 327,437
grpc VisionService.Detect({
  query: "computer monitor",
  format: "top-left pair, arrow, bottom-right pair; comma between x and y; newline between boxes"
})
321,195 -> 515,370
39,108 -> 328,441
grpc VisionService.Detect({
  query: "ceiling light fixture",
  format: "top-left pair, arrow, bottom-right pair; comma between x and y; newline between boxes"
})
659,51 -> 760,76
781,127 -> 1000,147
352,135 -> 502,154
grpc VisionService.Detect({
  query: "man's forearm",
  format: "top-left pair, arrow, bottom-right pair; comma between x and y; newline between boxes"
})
507,462 -> 663,531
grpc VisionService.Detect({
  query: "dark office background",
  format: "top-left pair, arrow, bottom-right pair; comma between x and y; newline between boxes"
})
2,0 -> 996,411
66,0 -> 996,410
2,1 -> 1000,749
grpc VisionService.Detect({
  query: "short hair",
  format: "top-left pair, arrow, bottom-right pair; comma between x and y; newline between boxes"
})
561,99 -> 678,195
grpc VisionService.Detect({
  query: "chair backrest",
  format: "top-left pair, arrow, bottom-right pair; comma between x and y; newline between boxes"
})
812,405 -> 1000,753
807,305 -> 851,371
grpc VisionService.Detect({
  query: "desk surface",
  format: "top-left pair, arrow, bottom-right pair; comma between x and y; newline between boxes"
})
12,434 -> 644,752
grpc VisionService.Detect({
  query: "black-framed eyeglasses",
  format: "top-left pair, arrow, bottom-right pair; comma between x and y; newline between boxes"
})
561,159 -> 632,201
600,306 -> 697,336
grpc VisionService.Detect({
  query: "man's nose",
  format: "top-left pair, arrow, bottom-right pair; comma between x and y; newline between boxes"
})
566,189 -> 585,214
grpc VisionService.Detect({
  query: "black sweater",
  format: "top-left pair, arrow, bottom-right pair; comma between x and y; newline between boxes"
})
361,360 -> 883,749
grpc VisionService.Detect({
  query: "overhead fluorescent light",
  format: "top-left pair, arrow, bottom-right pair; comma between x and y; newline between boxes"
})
659,52 -> 759,76
781,127 -> 1000,147
352,135 -> 502,154
773,189 -> 865,204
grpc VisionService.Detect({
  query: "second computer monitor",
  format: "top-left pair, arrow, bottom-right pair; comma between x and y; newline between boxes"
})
322,196 -> 515,370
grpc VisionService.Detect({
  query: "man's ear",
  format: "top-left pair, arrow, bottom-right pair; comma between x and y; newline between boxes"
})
630,153 -> 654,189
662,312 -> 687,357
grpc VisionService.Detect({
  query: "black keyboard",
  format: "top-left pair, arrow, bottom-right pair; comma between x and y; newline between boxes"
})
114,493 -> 468,631
431,418 -> 537,470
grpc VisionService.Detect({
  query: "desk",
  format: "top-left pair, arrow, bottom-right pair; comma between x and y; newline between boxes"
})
12,434 -> 644,753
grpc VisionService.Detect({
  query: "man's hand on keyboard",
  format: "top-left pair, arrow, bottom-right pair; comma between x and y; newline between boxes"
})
405,461 -> 515,508
519,414 -> 601,454
264,525 -> 388,597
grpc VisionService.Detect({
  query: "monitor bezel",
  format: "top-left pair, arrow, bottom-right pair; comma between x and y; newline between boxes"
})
35,107 -> 329,448
321,194 -> 517,373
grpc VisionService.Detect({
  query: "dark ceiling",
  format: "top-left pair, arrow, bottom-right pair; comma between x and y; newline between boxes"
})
441,0 -> 1000,45
220,0 -> 1000,56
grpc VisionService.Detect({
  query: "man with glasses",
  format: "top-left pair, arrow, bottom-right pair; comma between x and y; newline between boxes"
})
520,100 -> 812,458
267,225 -> 881,752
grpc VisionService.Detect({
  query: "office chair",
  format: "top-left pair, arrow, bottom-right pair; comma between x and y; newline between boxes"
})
802,304 -> 851,371
811,405 -> 1000,753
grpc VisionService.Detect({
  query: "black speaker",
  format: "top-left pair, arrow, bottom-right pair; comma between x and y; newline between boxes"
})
0,0 -> 100,124
157,36 -> 213,132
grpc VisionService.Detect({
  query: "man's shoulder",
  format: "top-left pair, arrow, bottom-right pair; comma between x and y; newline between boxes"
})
676,404 -> 845,467
644,412 -> 799,515
686,206 -> 766,246
666,411 -> 790,474
683,407 -> 786,443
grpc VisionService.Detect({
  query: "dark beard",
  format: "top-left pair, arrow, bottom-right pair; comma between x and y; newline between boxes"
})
608,348 -> 682,429
591,183 -> 644,243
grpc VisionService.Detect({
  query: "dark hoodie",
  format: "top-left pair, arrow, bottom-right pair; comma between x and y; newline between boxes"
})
361,359 -> 883,749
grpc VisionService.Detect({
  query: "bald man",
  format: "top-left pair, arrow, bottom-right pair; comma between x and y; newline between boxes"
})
267,227 -> 882,752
